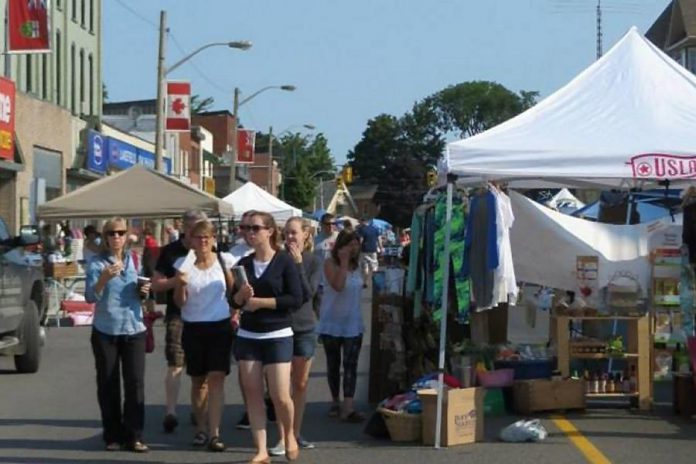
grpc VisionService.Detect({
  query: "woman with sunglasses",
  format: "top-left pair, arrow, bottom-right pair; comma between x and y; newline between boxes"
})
268,217 -> 321,457
173,220 -> 235,452
317,230 -> 366,422
85,217 -> 150,453
232,212 -> 303,464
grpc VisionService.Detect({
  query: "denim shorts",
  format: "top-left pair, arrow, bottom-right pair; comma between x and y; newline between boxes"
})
234,336 -> 293,365
293,331 -> 317,358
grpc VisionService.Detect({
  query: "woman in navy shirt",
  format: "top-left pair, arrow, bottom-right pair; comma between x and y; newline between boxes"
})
232,212 -> 303,463
85,217 -> 150,453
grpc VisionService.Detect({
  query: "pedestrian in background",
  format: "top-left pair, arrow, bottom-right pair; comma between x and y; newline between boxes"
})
356,216 -> 381,288
317,230 -> 366,423
173,220 -> 235,452
85,216 -> 151,453
269,217 -> 321,456
82,224 -> 101,263
232,211 -> 303,464
151,210 -> 209,435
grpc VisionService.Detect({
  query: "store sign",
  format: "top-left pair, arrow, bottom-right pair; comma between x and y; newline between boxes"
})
165,81 -> 191,131
86,130 -> 107,173
0,78 -> 15,161
628,153 -> 696,180
136,149 -> 156,169
8,0 -> 50,53
237,129 -> 255,164
107,138 -> 138,171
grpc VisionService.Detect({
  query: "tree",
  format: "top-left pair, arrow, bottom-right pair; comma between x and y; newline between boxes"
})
348,80 -> 538,227
102,83 -> 109,102
190,94 -> 214,114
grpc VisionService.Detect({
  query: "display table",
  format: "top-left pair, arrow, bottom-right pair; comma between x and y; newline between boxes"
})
554,314 -> 652,410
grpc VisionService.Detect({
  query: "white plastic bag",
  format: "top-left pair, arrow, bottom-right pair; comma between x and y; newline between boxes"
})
499,419 -> 548,442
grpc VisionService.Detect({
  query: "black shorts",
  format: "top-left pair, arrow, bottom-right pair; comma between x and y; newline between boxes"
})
165,316 -> 185,368
234,336 -> 293,366
293,331 -> 317,358
182,319 -> 234,377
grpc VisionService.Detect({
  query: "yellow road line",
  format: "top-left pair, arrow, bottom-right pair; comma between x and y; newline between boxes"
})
551,415 -> 612,464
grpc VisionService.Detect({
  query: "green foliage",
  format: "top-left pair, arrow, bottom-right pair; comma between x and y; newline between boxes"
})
274,132 -> 336,210
190,94 -> 215,114
348,80 -> 538,227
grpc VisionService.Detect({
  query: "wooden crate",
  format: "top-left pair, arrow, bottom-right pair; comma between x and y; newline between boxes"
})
44,261 -> 79,279
513,379 -> 586,414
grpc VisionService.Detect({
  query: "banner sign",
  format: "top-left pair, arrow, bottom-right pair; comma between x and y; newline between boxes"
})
107,138 -> 138,171
165,81 -> 191,131
136,149 -> 156,169
86,130 -> 107,173
8,0 -> 50,53
236,129 -> 256,164
628,153 -> 696,180
0,78 -> 15,161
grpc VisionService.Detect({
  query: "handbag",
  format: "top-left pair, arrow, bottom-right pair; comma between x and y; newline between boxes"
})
143,311 -> 163,353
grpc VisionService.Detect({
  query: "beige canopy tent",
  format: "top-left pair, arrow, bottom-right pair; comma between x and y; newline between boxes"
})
37,165 -> 234,219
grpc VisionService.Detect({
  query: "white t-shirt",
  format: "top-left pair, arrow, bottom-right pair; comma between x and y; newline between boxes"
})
174,252 -> 235,322
253,258 -> 271,278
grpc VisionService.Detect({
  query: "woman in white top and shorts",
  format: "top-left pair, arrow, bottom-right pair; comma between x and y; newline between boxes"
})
173,220 -> 234,452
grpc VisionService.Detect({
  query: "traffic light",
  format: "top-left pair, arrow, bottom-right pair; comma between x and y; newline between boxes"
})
342,166 -> 353,184
426,169 -> 437,187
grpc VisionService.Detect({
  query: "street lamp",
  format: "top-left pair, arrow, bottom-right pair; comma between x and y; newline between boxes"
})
154,10 -> 252,173
228,85 -> 296,193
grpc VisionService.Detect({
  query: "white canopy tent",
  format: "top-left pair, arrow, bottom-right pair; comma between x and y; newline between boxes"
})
432,27 -> 696,448
444,27 -> 696,188
545,188 -> 585,213
222,182 -> 301,223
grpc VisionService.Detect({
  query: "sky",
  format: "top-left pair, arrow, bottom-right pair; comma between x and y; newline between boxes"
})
104,0 -> 669,165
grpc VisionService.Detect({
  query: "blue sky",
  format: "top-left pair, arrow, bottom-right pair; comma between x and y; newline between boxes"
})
104,0 -> 668,165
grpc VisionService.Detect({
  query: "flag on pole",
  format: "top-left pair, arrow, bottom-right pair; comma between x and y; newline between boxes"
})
8,0 -> 50,53
236,129 -> 255,164
165,81 -> 191,131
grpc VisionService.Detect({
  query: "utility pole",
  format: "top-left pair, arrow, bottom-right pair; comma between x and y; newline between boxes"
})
229,87 -> 240,193
267,126 -> 274,194
154,10 -> 167,172
596,0 -> 603,60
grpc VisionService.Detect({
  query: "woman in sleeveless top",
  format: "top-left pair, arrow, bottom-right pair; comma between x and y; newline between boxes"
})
317,230 -> 366,422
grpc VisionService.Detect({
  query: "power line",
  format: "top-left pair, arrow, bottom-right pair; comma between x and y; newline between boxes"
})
113,0 -> 159,30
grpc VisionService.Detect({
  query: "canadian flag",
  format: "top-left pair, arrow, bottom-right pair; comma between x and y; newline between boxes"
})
166,81 -> 191,131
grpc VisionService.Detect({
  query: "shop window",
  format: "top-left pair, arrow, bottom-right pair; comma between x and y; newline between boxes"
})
89,0 -> 94,32
72,0 -> 77,21
25,56 -> 32,93
88,54 -> 94,114
79,49 -> 85,105
81,0 -> 86,26
56,30 -> 62,105
70,43 -> 76,114
41,54 -> 48,99
33,148 -> 63,202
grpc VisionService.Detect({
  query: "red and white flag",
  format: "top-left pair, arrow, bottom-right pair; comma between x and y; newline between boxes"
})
165,81 -> 191,131
8,0 -> 50,53
237,129 -> 256,164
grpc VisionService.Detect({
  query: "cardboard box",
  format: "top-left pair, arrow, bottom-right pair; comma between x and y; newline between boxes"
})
418,387 -> 485,446
513,379 -> 585,414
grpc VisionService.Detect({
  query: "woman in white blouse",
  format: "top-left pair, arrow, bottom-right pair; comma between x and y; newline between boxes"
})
173,220 -> 234,452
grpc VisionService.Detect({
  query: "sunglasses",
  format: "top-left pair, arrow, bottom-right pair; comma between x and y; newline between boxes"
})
106,230 -> 127,237
239,225 -> 269,233
322,222 -> 335,226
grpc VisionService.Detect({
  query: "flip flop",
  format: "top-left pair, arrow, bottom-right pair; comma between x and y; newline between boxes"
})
341,410 -> 366,423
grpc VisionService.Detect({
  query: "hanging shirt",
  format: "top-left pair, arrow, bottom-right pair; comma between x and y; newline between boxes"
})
491,189 -> 518,305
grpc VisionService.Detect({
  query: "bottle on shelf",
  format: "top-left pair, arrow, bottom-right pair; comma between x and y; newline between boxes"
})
607,373 -> 615,393
583,369 -> 591,394
622,369 -> 631,393
590,371 -> 599,394
629,365 -> 637,393
599,372 -> 607,394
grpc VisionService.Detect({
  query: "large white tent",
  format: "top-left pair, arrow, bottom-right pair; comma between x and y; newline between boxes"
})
445,27 -> 696,187
222,182 -> 301,223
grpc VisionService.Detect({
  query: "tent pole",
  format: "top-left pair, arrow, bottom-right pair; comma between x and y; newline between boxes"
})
434,181 -> 453,449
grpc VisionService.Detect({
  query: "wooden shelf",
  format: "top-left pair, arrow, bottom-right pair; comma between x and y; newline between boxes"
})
570,353 -> 639,359
586,392 -> 638,398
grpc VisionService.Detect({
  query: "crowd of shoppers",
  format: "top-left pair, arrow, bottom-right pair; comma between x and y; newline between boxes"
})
82,208 -> 372,458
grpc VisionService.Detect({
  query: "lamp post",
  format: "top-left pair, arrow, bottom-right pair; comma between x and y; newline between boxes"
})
228,85 -> 296,193
154,10 -> 251,173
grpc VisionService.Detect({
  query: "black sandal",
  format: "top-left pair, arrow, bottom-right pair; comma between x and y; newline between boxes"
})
208,436 -> 225,452
192,431 -> 208,447
341,410 -> 366,423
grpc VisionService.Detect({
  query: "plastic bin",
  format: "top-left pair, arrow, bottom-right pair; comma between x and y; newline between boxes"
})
494,360 -> 553,380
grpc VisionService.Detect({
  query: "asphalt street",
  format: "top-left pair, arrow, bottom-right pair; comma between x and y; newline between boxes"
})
2,289 -> 696,463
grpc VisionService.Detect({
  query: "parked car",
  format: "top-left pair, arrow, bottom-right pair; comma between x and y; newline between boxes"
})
0,219 -> 46,373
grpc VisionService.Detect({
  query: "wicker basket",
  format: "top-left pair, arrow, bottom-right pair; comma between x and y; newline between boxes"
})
378,407 -> 422,442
